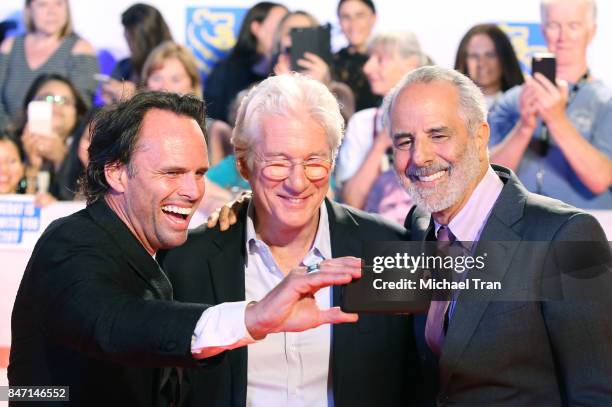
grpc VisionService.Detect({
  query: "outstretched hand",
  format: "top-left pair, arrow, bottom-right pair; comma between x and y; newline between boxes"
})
245,257 -> 362,339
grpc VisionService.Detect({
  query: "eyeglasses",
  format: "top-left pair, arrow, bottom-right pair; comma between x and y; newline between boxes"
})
34,94 -> 75,106
255,155 -> 333,181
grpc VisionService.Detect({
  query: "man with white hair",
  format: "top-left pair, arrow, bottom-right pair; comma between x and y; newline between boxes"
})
161,73 -> 423,407
489,0 -> 612,208
386,65 -> 611,406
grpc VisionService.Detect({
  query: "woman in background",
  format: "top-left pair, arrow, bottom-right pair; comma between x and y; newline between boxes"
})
141,41 -> 202,96
19,73 -> 88,201
102,3 -> 173,103
0,0 -> 97,131
204,2 -> 288,122
334,0 -> 379,111
454,23 -> 524,107
0,132 -> 27,194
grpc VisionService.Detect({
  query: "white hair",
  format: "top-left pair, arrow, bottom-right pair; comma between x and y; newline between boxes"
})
382,65 -> 488,136
367,31 -> 428,66
541,0 -> 597,25
232,73 -> 345,169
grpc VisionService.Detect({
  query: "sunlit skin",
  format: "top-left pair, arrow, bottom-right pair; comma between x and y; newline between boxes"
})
465,34 -> 502,95
338,0 -> 376,53
146,57 -> 195,95
104,109 -> 208,255
238,113 -> 331,246
27,0 -> 68,37
0,140 -> 25,194
363,45 -> 419,96
391,82 -> 490,225
542,0 -> 595,81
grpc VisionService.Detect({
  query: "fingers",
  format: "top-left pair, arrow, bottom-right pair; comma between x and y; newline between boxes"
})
319,306 -> 359,324
206,207 -> 221,228
218,205 -> 233,231
292,269 -> 359,295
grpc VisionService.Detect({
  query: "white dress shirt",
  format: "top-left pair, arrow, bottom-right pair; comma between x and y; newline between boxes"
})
244,203 -> 333,407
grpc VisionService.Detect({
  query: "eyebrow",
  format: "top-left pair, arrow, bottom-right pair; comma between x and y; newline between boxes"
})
392,126 -> 452,139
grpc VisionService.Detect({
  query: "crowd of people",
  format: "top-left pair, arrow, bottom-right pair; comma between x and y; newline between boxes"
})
5,1 -> 612,406
1,0 -> 609,217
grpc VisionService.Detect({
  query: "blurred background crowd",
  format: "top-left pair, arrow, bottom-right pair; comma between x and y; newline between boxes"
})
0,0 -> 610,222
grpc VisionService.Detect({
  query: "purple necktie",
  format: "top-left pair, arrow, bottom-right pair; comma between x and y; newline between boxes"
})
425,226 -> 453,356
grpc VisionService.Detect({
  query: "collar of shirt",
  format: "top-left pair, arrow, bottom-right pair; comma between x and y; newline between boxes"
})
434,166 -> 503,245
245,201 -> 332,272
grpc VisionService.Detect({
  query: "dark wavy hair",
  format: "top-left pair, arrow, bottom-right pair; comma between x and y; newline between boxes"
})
454,23 -> 524,92
81,91 -> 206,204
230,2 -> 287,63
121,3 -> 173,82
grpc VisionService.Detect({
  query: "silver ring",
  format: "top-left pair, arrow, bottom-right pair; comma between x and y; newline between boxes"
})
306,263 -> 320,273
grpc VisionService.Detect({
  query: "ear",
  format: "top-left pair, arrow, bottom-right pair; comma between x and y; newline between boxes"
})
104,162 -> 128,193
236,157 -> 250,181
474,122 -> 490,161
250,20 -> 262,39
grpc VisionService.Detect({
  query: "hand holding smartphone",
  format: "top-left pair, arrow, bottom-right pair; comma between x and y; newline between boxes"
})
289,25 -> 332,72
532,52 -> 556,85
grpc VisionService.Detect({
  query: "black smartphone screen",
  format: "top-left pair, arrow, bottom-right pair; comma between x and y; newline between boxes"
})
289,25 -> 332,71
532,53 -> 556,84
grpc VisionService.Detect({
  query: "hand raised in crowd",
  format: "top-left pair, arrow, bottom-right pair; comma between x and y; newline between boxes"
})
530,72 -> 569,127
101,79 -> 137,104
274,52 -> 331,85
518,76 -> 539,133
296,52 -> 331,85
244,257 -> 362,340
207,190 -> 252,231
21,125 -> 67,169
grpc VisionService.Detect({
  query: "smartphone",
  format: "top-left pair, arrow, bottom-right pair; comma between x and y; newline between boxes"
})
532,52 -> 556,84
93,73 -> 111,84
27,101 -> 53,135
289,24 -> 332,71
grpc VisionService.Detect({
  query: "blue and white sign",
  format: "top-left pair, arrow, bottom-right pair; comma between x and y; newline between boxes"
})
185,7 -> 248,81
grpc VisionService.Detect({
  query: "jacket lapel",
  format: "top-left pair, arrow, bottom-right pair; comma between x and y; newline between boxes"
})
326,199 -> 361,307
439,166 -> 526,388
87,200 -> 171,300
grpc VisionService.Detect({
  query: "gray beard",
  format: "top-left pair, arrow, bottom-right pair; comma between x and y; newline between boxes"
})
400,140 -> 481,214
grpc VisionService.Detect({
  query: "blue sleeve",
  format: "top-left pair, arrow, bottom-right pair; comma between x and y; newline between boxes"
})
488,86 -> 522,147
591,100 -> 612,158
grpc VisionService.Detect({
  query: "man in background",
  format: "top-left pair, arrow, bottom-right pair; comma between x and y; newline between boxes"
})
489,0 -> 612,208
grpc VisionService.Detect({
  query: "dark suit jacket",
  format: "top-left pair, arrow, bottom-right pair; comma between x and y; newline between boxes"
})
407,165 -> 612,407
9,200 -> 220,406
160,199 -> 424,407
